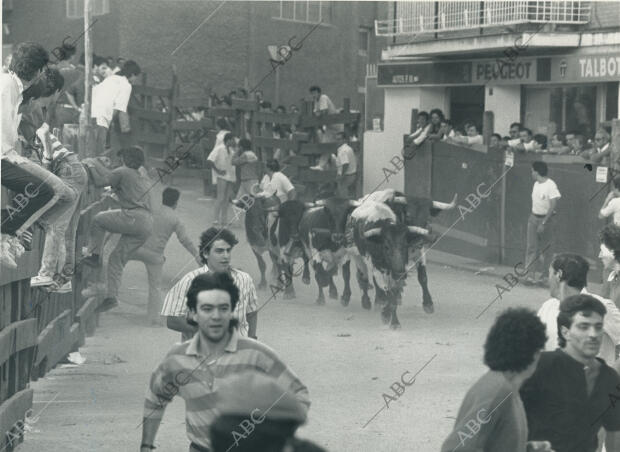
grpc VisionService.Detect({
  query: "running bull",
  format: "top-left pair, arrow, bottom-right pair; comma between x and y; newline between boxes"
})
347,190 -> 456,329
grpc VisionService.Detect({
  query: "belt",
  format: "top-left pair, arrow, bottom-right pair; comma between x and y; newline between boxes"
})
190,442 -> 211,452
532,213 -> 547,218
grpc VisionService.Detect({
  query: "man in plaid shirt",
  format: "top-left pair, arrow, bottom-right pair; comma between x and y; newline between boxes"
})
161,227 -> 258,341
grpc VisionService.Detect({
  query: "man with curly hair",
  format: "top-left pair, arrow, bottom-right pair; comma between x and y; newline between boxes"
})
441,308 -> 548,452
521,295 -> 620,452
161,227 -> 258,341
537,253 -> 620,364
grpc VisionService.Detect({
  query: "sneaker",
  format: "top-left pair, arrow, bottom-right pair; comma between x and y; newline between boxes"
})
0,239 -> 17,269
96,297 -> 119,313
51,281 -> 72,294
81,283 -> 106,298
31,275 -> 55,287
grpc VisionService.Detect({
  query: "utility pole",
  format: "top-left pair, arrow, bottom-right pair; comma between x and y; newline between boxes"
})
80,0 -> 94,157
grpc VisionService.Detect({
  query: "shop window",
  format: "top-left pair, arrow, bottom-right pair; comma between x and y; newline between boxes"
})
606,82 -> 618,122
548,86 -> 597,139
66,0 -> 110,19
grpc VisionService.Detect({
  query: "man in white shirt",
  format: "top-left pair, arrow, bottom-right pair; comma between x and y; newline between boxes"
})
538,253 -> 620,364
512,128 -> 536,152
334,132 -> 357,198
207,133 -> 237,226
600,176 -> 620,227
447,122 -> 484,146
407,111 -> 431,146
506,122 -> 522,148
525,161 -> 561,284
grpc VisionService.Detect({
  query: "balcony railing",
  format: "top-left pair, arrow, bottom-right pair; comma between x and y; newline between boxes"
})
375,1 -> 591,37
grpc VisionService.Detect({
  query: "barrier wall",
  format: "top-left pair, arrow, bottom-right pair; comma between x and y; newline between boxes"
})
414,142 -> 608,276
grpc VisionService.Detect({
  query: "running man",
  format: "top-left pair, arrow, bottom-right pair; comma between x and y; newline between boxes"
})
161,227 -> 258,341
141,272 -> 309,452
128,187 -> 200,325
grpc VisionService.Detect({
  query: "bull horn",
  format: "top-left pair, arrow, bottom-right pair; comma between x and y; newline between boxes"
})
304,202 -> 316,208
393,196 -> 407,204
363,228 -> 382,238
432,193 -> 457,210
408,226 -> 429,235
348,199 -> 361,207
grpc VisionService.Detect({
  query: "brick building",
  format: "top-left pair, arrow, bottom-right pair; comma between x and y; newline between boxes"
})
2,0 -> 386,112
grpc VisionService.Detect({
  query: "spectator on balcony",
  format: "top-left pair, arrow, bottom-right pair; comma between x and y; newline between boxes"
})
207,133 -> 237,227
440,119 -> 456,141
599,176 -> 620,227
407,111 -> 431,146
532,134 -> 548,153
310,85 -> 342,143
489,133 -> 502,149
583,129 -> 612,166
82,146 -> 154,313
427,108 -> 445,141
1,42 -> 70,268
507,122 -> 522,148
448,122 -> 483,146
510,128 -> 535,152
549,133 -> 570,155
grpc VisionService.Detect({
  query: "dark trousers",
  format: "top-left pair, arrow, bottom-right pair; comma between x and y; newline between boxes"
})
1,158 -> 56,235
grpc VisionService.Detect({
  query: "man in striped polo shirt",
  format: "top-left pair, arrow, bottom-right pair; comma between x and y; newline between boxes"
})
161,227 -> 258,341
141,272 -> 310,452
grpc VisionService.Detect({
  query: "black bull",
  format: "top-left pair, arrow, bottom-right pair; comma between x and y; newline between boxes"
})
298,198 -> 360,305
350,193 -> 456,329
240,196 -> 308,298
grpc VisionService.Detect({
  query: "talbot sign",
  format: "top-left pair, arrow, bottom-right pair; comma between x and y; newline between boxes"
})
551,53 -> 620,82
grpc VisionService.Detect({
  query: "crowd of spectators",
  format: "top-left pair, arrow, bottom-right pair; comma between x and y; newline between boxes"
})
0,40 -> 143,304
405,110 -> 613,168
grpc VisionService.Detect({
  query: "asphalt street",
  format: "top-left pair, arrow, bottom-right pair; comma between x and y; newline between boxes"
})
18,180 -> 550,452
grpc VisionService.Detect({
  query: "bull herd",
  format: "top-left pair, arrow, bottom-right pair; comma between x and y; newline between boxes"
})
236,189 -> 457,329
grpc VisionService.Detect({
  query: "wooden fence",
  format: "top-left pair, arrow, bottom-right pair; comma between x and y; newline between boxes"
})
0,162 -> 103,452
126,76 -> 363,199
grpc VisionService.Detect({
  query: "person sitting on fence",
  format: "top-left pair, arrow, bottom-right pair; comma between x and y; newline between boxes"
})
30,123 -> 88,292
81,146 -> 154,313
310,85 -> 342,143
334,131 -> 357,199
254,159 -> 295,236
1,43 -> 74,268
207,132 -> 237,227
407,111 -> 431,146
231,138 -> 260,201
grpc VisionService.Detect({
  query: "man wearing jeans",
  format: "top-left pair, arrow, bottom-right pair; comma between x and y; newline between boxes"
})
83,146 -> 153,312
335,131 -> 357,198
128,187 -> 200,325
1,43 -> 75,267
525,161 -> 561,285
